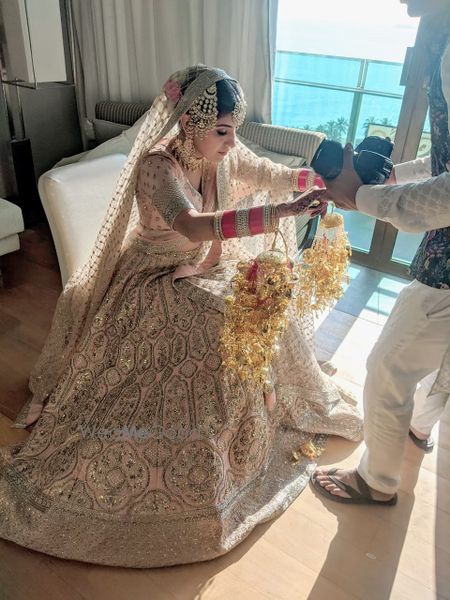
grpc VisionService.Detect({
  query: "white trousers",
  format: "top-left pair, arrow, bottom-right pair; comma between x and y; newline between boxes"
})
358,280 -> 450,494
411,370 -> 448,435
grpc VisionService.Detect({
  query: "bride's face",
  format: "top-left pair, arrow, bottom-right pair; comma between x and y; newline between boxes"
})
192,113 -> 237,163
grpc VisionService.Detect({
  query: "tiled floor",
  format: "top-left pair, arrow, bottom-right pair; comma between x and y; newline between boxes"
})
335,264 -> 410,325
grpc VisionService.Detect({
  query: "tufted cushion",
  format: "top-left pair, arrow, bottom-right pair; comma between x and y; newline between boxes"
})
237,135 -> 306,168
238,122 -> 325,166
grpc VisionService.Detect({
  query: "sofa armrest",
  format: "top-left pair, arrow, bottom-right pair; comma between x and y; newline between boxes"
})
38,154 -> 127,285
238,122 -> 325,165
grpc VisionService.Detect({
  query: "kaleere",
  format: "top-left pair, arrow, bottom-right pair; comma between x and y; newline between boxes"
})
221,205 -> 351,393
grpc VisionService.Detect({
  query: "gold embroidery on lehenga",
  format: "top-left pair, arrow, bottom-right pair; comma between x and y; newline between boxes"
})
165,441 -> 224,507
0,66 -> 363,568
86,442 -> 149,512
229,416 -> 268,473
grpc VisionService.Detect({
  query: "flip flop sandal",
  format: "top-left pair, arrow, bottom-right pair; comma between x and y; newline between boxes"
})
408,429 -> 434,453
311,468 -> 398,506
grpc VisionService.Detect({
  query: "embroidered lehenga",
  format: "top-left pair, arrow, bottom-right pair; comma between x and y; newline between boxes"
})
0,67 -> 362,567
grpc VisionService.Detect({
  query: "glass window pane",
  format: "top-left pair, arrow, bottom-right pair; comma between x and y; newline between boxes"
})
335,209 -> 376,253
273,82 -> 353,140
275,0 -> 422,266
353,94 -> 402,145
276,0 -> 418,63
275,51 -> 361,87
392,111 -> 431,265
392,232 -> 425,264
365,61 -> 404,95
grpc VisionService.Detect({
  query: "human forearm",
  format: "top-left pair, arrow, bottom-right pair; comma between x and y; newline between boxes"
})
229,149 -> 324,198
173,189 -> 326,243
393,155 -> 432,184
355,171 -> 450,232
173,207 -> 278,242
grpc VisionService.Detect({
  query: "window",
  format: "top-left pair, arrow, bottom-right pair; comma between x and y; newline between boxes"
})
274,0 -> 427,273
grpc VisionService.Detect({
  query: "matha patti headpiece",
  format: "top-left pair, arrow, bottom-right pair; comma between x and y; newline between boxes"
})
187,81 -> 247,136
232,95 -> 247,128
188,84 -> 219,137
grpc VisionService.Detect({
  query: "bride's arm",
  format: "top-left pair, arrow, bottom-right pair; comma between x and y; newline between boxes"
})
227,144 -> 324,196
139,154 -> 325,243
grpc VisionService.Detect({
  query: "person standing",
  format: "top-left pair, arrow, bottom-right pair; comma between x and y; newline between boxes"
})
313,0 -> 450,505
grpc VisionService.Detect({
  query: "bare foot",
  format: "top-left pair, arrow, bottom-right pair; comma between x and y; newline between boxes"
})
314,467 -> 395,502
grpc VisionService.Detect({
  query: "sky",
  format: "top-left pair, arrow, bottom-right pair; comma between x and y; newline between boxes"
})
277,0 -> 420,63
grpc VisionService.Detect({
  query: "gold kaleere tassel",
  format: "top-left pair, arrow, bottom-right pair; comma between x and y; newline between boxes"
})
221,208 -> 351,393
298,440 -> 321,459
220,232 -> 297,392
291,441 -> 321,463
296,210 -> 351,316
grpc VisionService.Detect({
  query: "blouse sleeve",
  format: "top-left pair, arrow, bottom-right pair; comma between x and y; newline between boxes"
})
227,144 -> 323,195
137,153 -> 195,227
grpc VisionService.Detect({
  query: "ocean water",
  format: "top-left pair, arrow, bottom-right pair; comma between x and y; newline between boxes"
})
272,51 -> 406,145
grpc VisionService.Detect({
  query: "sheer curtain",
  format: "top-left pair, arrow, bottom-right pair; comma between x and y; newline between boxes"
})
70,0 -> 278,131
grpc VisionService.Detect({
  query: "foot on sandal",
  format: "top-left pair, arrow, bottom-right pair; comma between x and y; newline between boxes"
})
311,467 -> 397,505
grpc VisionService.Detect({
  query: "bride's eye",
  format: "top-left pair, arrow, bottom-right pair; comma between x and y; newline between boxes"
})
216,130 -> 227,136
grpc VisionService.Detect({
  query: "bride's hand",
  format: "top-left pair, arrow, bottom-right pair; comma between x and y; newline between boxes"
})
277,187 -> 328,219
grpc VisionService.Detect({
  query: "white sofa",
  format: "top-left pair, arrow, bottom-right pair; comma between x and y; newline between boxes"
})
0,198 -> 24,257
39,154 -> 127,285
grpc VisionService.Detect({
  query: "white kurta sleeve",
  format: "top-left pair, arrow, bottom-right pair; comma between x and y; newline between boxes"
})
394,156 -> 432,183
355,171 -> 450,233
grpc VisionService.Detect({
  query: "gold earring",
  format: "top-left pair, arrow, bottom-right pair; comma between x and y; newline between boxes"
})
172,126 -> 203,171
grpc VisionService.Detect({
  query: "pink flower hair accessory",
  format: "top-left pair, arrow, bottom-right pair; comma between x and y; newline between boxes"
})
163,79 -> 182,104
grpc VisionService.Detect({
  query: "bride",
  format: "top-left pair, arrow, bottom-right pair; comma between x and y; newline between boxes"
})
0,65 -> 362,567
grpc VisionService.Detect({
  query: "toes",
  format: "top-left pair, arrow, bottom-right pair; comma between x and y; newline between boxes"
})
327,483 -> 349,498
314,470 -> 353,499
318,478 -> 346,497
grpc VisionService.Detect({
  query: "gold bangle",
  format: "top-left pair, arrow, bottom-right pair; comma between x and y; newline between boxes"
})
271,205 -> 280,231
213,212 -> 225,241
263,205 -> 279,233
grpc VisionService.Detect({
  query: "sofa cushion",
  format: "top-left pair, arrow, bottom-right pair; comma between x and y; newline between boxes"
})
80,113 -> 148,163
0,234 -> 20,257
237,135 -> 306,167
0,198 -> 24,240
